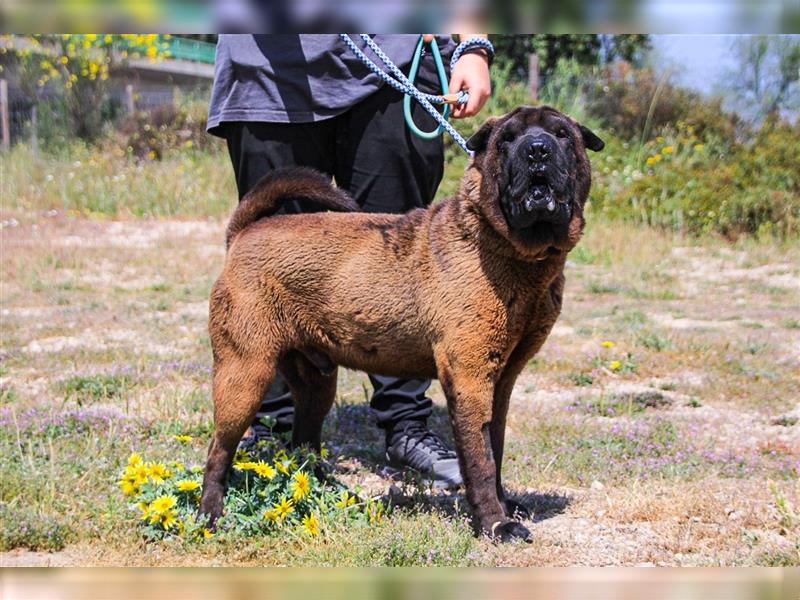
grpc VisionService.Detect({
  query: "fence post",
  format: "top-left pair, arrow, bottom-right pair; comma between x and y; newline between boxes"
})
0,79 -> 9,151
528,54 -> 539,102
125,84 -> 135,114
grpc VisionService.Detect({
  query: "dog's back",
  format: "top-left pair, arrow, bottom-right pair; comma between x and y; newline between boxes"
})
226,167 -> 359,249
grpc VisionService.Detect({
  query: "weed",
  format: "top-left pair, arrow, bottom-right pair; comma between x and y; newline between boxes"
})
60,374 -> 132,404
637,331 -> 672,352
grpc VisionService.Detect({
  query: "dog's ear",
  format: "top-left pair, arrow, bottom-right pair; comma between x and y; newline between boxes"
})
579,124 -> 605,152
466,117 -> 500,153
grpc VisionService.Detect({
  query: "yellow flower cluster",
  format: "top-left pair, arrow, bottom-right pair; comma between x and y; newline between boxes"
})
645,153 -> 662,167
139,494 -> 178,529
233,460 -> 277,479
118,453 -> 173,496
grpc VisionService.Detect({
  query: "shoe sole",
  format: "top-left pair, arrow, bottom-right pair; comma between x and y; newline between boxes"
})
382,462 -> 462,491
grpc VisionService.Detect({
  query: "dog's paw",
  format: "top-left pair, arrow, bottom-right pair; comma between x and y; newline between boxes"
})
491,520 -> 533,543
503,498 -> 531,519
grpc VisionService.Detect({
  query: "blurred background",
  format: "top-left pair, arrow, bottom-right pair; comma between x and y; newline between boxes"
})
1,0 -> 799,33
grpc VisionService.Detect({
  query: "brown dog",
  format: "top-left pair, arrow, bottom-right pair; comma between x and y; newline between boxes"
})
200,105 -> 604,542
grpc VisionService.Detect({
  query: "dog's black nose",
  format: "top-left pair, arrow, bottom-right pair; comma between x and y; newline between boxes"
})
528,139 -> 551,163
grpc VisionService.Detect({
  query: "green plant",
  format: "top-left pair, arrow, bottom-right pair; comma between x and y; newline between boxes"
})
0,504 -> 75,551
60,374 -> 132,404
118,437 -> 388,542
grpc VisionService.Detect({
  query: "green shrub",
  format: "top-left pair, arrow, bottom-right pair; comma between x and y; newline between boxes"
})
583,63 -> 743,141
589,117 -> 800,238
113,99 -> 219,160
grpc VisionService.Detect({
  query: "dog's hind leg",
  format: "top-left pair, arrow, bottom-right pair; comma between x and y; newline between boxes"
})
200,352 -> 276,528
279,350 -> 337,453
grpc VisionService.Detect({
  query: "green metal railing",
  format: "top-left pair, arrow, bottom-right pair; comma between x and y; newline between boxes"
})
162,36 -> 216,64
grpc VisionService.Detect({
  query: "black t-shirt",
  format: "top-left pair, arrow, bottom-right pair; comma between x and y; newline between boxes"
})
207,34 -> 456,134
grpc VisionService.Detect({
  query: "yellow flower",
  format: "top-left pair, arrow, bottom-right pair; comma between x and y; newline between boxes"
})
161,510 -> 177,529
275,453 -> 297,475
150,494 -> 177,515
146,45 -> 158,59
656,136 -> 664,143
233,461 -> 259,471
270,497 -> 294,523
609,360 -> 622,371
291,471 -> 311,501
173,434 -> 192,443
253,461 -> 277,479
137,501 -> 151,520
119,477 -> 140,497
59,56 -> 68,64
662,145 -> 674,154
145,462 -> 171,483
646,156 -> 656,167
119,459 -> 149,496
302,513 -> 320,536
653,153 -> 662,163
175,479 -> 201,492
263,508 -> 279,522
147,150 -> 157,160
202,528 -> 214,539
694,143 -> 705,151
320,445 -> 329,459
601,340 -> 615,348
104,34 -> 113,44
334,491 -> 356,509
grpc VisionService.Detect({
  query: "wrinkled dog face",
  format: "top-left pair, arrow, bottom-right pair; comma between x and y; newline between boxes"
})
467,106 -> 604,250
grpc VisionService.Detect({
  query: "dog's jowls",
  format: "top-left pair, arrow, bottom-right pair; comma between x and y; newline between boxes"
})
200,106 -> 604,542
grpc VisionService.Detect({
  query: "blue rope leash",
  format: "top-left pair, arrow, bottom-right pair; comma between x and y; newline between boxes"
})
339,34 -> 494,156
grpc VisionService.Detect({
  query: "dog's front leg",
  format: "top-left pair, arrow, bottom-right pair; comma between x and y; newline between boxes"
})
439,368 -> 532,543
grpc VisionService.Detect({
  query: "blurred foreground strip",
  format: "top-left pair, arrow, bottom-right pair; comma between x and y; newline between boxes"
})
0,0 -> 798,33
1,568 -> 796,600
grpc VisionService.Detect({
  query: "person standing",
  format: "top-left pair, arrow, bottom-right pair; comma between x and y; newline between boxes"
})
207,34 -> 492,488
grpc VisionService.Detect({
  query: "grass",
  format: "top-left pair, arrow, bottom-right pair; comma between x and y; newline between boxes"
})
2,144 -> 799,565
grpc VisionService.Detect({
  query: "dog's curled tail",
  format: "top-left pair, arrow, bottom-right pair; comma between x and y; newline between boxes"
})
226,167 -> 359,248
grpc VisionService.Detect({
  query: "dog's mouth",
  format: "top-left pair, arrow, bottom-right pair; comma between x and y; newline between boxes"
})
504,173 -> 571,229
524,173 -> 556,213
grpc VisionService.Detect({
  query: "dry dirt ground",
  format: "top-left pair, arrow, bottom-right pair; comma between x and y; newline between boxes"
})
1,214 -> 798,566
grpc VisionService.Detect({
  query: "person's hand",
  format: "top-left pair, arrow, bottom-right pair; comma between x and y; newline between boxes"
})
448,52 -> 491,119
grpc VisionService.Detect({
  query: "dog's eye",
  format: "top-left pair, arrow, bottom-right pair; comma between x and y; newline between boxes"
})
556,128 -> 569,139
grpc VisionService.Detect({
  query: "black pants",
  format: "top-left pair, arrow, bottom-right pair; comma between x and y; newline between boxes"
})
221,83 -> 444,433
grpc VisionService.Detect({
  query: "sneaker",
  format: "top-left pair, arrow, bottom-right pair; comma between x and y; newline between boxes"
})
385,421 -> 463,489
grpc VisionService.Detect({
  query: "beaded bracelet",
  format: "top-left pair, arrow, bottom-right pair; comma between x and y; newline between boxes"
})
450,37 -> 495,70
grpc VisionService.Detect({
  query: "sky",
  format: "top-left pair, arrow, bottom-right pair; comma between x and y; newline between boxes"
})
649,35 -> 738,95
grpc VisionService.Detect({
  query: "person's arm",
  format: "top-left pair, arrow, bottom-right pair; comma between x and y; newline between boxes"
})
448,34 -> 491,119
